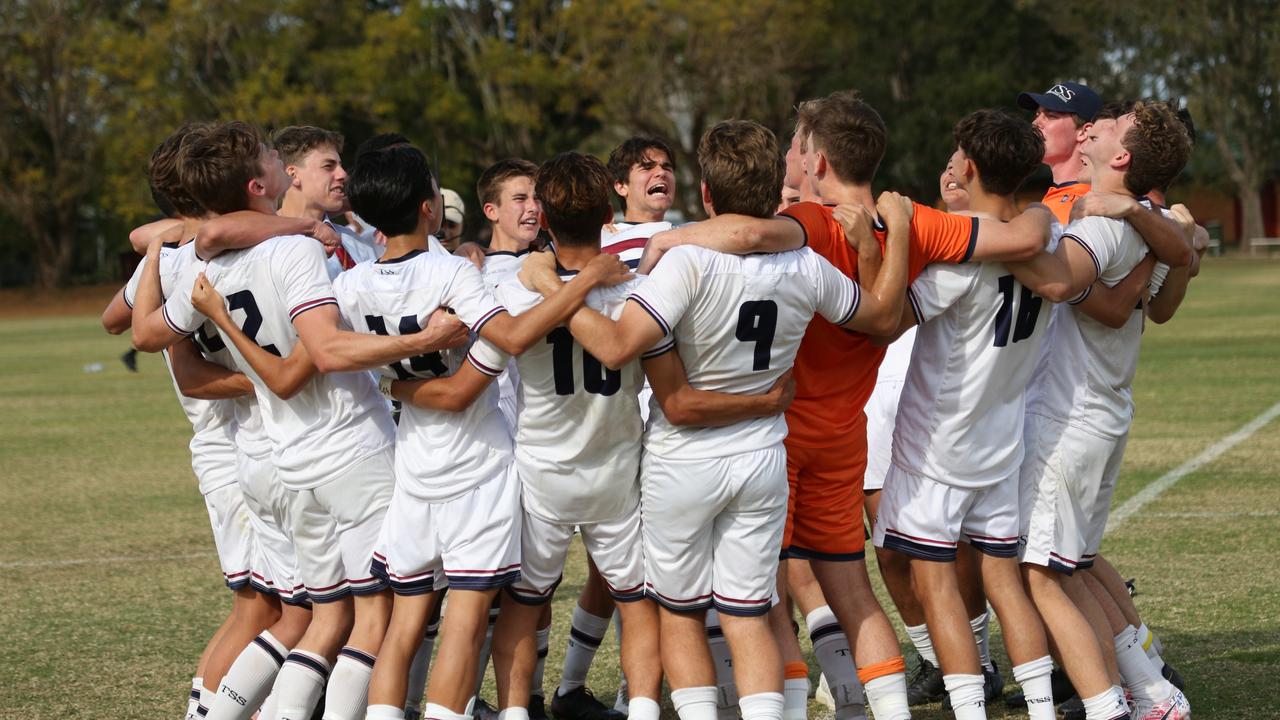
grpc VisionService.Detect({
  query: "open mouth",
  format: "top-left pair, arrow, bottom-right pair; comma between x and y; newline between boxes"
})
647,183 -> 669,196
945,181 -> 960,191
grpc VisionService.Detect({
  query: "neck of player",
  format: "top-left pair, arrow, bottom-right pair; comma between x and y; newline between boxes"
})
488,227 -> 525,254
553,240 -> 600,272
818,181 -> 875,212
279,190 -> 326,222
966,184 -> 1019,222
1048,147 -> 1085,186
623,207 -> 664,224
381,229 -> 428,261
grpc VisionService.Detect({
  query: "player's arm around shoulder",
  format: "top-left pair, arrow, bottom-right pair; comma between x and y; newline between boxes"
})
968,203 -> 1052,263
1075,191 -> 1193,269
1006,216 -> 1107,304
131,237 -> 192,352
838,192 -> 912,336
195,211 -> 339,259
638,212 -> 806,274
168,335 -> 254,400
645,349 -> 796,427
1073,254 -> 1156,329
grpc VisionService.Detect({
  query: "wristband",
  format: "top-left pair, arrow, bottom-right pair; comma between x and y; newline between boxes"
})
378,375 -> 396,401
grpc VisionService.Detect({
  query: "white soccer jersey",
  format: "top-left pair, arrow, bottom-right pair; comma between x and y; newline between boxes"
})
494,272 -> 651,524
333,248 -> 513,502
601,221 -> 672,269
124,241 -> 239,494
875,326 -> 917,385
482,251 -> 531,427
163,235 -> 395,491
630,245 -> 860,459
892,257 -> 1051,489
1026,215 -> 1151,437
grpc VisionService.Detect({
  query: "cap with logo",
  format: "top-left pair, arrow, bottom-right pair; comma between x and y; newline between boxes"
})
441,188 -> 465,225
1017,82 -> 1103,122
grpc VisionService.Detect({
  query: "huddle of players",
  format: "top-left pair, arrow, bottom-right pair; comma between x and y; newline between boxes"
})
105,76 -> 1203,720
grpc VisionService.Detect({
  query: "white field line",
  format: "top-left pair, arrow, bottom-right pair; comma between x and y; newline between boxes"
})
0,551 -> 214,570
1143,511 -> 1280,519
1106,400 -> 1280,534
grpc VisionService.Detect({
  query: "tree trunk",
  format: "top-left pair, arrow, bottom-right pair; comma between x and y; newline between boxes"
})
1239,184 -> 1267,252
31,223 -> 75,290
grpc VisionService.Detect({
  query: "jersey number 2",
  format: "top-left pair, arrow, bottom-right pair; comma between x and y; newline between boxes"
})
547,327 -> 620,396
225,290 -> 281,356
993,274 -> 1042,347
736,300 -> 778,370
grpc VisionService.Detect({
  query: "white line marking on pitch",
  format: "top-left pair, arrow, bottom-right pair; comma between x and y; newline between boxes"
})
1106,400 -> 1280,534
0,551 -> 214,570
1144,511 -> 1280,519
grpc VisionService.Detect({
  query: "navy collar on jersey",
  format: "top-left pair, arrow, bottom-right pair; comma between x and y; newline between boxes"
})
162,240 -> 182,249
486,245 -> 536,258
375,248 -> 427,265
1050,180 -> 1082,189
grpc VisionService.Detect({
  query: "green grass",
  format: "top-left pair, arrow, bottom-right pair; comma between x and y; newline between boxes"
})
2,256 -> 1278,718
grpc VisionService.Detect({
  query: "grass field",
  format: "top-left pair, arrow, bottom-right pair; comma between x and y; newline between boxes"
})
2,256 -> 1278,719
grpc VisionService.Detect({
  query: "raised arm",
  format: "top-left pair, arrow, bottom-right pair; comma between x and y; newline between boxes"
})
192,272 -> 316,398
968,204 -> 1053,263
102,287 -> 132,335
1073,192 -> 1192,268
837,192 -> 912,336
639,215 -> 804,274
479,252 -> 630,356
1146,205 -> 1206,324
168,336 -> 255,400
130,237 -> 187,352
386,361 -> 496,413
129,218 -> 184,255
196,211 -> 340,259
643,350 -> 794,426
1074,254 -> 1156,329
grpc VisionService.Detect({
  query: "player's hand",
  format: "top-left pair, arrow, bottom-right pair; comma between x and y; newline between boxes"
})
1074,191 -> 1140,220
191,273 -> 228,320
876,191 -> 913,232
309,221 -> 342,257
582,252 -> 630,287
765,369 -> 797,414
453,242 -> 487,269
833,203 -> 877,256
519,251 -> 564,296
418,308 -> 469,351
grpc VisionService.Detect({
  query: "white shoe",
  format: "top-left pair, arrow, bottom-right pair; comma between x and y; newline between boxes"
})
1135,689 -> 1190,720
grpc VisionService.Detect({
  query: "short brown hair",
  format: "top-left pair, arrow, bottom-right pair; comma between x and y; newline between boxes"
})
806,90 -> 887,185
794,98 -> 823,152
953,110 -> 1044,197
177,121 -> 267,216
149,122 -> 213,218
272,126 -> 344,167
697,120 -> 784,218
477,158 -> 538,207
1122,101 -> 1192,197
535,152 -> 612,246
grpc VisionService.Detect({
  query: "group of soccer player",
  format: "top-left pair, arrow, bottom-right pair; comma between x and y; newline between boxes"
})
101,77 -> 1207,720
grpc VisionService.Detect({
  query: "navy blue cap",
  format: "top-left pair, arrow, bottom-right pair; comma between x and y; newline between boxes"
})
1017,82 -> 1103,122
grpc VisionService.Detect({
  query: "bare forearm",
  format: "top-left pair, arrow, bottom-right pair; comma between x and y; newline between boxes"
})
662,386 -> 780,427
174,358 -> 255,399
487,276 -> 596,356
102,288 -> 131,334
1147,267 -> 1190,324
129,218 -> 183,255
197,212 -> 318,258
1128,207 -> 1192,268
566,308 -> 632,369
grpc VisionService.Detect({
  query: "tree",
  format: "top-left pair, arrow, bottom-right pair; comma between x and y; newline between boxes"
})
0,0 -> 113,288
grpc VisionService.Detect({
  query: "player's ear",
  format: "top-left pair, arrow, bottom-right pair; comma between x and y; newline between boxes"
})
286,164 -> 303,189
700,180 -> 715,216
1076,122 -> 1092,143
614,180 -> 629,199
1112,148 -> 1131,173
483,201 -> 500,223
247,177 -> 266,199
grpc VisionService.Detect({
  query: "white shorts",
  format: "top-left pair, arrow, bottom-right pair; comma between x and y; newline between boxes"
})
509,500 -> 645,605
191,423 -> 240,497
872,464 -> 1020,561
1019,415 -> 1127,575
641,446 -> 787,617
372,464 -> 521,596
286,449 -> 395,602
237,450 -> 308,606
863,380 -> 905,492
203,481 -> 254,590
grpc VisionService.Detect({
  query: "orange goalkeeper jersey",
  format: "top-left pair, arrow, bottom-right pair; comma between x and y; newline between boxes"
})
1042,181 -> 1090,225
778,201 -> 977,449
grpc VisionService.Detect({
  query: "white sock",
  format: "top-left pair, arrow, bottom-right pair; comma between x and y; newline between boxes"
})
1114,625 -> 1173,707
943,674 -> 987,720
259,691 -> 278,720
473,604 -> 500,697
740,691 -> 785,720
187,677 -> 203,720
198,684 -> 217,718
532,625 -> 551,698
497,708 -> 530,720
969,611 -> 994,672
325,647 -> 377,719
367,705 -> 405,720
782,678 -> 808,720
628,697 -> 660,720
405,620 -> 440,719
671,686 -> 719,720
905,623 -> 938,666
273,650 -> 331,720
1081,687 -> 1129,720
1011,656 -> 1055,720
424,703 -> 471,720
1137,622 -> 1167,670
805,606 -> 865,717
558,606 -> 610,694
704,610 -> 738,716
207,631 -> 290,720
862,673 -> 910,720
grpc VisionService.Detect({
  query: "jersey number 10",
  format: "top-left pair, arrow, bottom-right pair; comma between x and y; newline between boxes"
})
547,327 -> 621,396
993,274 -> 1042,348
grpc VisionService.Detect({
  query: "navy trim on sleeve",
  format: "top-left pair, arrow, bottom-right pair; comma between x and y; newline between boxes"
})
627,295 -> 671,336
961,217 -> 979,264
1064,234 -> 1101,279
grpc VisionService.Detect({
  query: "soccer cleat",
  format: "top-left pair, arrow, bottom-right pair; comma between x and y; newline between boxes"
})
472,697 -> 499,720
1160,662 -> 1186,691
906,657 -> 946,705
529,694 -> 548,720
1134,690 -> 1190,720
550,687 -> 626,720
1058,695 -> 1085,720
